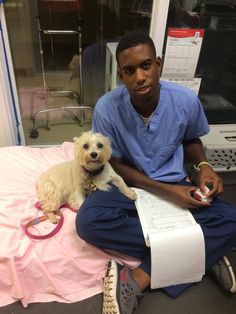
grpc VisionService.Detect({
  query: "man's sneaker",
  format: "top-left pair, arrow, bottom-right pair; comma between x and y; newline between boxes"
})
102,260 -> 142,314
211,255 -> 236,293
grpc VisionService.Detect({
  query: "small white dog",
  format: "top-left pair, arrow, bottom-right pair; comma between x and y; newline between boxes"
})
37,132 -> 137,223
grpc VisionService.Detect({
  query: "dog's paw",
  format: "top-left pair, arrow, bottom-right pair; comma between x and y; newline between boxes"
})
126,188 -> 137,201
45,212 -> 59,224
68,204 -> 80,212
69,199 -> 84,210
67,204 -> 79,212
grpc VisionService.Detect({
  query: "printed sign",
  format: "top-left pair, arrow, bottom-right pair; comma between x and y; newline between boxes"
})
162,28 -> 205,79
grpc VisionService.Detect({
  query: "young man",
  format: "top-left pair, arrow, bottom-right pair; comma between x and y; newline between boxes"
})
76,32 -> 236,314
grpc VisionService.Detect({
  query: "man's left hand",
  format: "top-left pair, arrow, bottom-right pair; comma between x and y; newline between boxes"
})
197,166 -> 223,197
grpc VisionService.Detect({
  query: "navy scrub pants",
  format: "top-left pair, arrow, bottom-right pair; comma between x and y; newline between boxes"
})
76,182 -> 236,298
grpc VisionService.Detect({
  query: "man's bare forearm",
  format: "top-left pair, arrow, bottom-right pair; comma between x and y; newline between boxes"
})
183,138 -> 208,165
110,157 -> 178,197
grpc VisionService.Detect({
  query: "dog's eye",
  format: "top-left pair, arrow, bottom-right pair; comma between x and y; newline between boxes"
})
97,143 -> 103,149
83,143 -> 89,149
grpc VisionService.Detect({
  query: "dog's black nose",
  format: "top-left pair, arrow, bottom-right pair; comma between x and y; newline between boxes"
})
90,152 -> 98,159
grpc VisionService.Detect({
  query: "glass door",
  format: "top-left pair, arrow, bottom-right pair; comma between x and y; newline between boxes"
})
3,0 -> 154,146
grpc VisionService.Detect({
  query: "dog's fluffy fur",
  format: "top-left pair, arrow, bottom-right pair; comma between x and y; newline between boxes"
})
37,132 -> 136,223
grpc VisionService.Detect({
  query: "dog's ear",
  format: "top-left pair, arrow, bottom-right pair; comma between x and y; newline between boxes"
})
102,135 -> 112,158
104,135 -> 111,146
73,131 -> 90,144
73,137 -> 79,144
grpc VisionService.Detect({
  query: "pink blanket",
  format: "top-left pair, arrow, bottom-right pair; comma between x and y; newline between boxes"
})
0,143 -> 139,307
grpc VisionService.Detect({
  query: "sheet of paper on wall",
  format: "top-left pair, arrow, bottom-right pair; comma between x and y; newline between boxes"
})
133,188 -> 205,289
161,78 -> 202,95
162,28 -> 205,79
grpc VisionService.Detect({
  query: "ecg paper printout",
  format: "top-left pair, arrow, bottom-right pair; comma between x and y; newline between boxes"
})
133,188 -> 196,246
133,188 -> 205,288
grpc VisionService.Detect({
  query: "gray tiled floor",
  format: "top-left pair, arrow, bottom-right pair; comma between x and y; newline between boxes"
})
2,266 -> 236,314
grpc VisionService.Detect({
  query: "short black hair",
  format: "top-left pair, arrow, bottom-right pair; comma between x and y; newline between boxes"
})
116,31 -> 156,64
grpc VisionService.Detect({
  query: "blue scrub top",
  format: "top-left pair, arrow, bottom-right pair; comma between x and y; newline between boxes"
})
92,80 -> 209,182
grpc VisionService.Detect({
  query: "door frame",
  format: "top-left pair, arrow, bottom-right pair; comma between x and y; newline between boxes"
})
150,0 -> 170,58
0,3 -> 25,145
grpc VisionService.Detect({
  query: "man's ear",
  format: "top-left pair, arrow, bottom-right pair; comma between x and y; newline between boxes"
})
156,56 -> 162,67
117,68 -> 123,80
156,57 -> 162,75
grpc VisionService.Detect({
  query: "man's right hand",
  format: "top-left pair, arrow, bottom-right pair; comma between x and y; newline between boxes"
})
164,184 -> 209,209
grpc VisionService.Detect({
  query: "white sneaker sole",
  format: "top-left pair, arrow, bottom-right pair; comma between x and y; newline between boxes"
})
223,256 -> 236,293
102,260 -> 120,314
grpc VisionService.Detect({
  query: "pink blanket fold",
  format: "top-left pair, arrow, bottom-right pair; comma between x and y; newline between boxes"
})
0,143 -> 140,307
